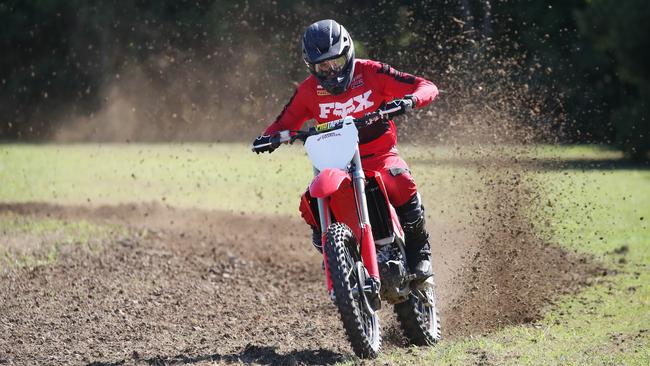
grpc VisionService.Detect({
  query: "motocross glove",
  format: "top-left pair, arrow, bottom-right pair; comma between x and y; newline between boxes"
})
252,134 -> 279,154
384,95 -> 415,117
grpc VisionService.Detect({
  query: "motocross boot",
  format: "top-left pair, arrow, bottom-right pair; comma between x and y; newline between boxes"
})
396,194 -> 433,282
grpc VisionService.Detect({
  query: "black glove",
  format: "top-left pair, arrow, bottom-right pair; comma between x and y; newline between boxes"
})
252,134 -> 279,154
384,95 -> 415,116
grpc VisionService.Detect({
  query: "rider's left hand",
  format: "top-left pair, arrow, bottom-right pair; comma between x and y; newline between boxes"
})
403,94 -> 417,111
385,95 -> 416,116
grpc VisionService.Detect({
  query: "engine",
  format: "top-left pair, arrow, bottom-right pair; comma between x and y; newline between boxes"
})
376,242 -> 410,304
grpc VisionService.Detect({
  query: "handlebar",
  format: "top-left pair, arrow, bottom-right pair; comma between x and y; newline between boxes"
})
263,104 -> 405,148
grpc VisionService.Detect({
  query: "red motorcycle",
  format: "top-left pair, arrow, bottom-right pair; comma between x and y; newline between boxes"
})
254,104 -> 441,358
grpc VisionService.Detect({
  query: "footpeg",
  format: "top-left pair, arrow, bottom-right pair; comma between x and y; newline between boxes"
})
411,275 -> 434,290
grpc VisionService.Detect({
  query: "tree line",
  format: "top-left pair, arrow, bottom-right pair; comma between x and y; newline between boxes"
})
0,0 -> 647,159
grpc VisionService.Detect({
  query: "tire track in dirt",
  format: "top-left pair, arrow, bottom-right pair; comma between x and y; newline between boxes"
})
0,177 -> 599,365
1,203 -> 349,365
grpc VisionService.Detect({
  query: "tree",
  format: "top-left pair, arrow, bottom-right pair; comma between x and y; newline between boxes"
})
578,0 -> 650,160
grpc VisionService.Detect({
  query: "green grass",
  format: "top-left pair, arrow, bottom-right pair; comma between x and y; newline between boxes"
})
1,143 -> 648,364
0,143 -> 311,213
0,143 -> 482,221
524,144 -> 624,161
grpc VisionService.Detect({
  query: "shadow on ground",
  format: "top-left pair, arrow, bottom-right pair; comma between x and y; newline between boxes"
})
87,345 -> 345,366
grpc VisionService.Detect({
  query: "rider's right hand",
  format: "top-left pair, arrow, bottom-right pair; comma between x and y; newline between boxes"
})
252,134 -> 279,154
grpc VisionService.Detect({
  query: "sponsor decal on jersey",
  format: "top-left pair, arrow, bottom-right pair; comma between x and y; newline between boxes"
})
318,90 -> 374,119
317,89 -> 331,96
350,75 -> 364,89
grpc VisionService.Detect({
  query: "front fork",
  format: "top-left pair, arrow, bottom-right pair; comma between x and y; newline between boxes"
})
317,149 -> 380,293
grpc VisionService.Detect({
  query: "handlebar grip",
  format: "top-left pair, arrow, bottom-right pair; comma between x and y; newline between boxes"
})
265,131 -> 290,146
353,104 -> 405,126
382,105 -> 404,116
277,130 -> 291,143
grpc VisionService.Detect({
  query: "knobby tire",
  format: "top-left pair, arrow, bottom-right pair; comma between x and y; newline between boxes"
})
394,285 -> 442,346
325,222 -> 381,358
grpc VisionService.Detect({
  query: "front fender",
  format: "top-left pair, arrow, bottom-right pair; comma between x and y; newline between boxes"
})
309,168 -> 351,198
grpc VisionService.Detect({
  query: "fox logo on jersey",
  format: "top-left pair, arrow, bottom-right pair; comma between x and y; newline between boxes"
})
318,90 -> 374,119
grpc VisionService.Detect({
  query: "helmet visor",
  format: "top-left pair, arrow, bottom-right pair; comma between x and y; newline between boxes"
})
309,54 -> 348,79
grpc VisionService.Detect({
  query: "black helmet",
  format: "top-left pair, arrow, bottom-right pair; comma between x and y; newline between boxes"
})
302,19 -> 355,95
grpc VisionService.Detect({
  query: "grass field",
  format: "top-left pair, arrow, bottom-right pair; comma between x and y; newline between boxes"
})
0,143 -> 483,216
1,143 -> 648,365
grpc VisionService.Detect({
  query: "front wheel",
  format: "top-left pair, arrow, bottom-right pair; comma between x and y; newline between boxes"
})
394,282 -> 442,346
325,222 -> 381,358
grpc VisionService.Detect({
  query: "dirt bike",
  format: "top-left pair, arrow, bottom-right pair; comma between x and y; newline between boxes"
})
253,104 -> 441,358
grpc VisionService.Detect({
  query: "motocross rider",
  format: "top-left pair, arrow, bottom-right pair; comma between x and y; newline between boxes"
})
252,19 -> 439,282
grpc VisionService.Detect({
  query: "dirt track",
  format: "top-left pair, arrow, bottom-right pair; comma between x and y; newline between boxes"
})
0,193 -> 599,366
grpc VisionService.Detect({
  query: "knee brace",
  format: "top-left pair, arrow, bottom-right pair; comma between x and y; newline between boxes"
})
396,193 -> 424,225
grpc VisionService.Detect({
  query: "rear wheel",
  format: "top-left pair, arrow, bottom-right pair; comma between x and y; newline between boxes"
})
394,282 -> 441,346
325,222 -> 381,358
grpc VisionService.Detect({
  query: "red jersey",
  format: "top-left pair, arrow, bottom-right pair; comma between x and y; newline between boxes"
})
264,59 -> 439,156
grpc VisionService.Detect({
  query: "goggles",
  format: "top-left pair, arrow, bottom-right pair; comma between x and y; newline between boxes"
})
309,54 -> 347,79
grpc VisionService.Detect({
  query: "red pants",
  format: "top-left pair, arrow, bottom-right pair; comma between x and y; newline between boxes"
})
299,147 -> 418,227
